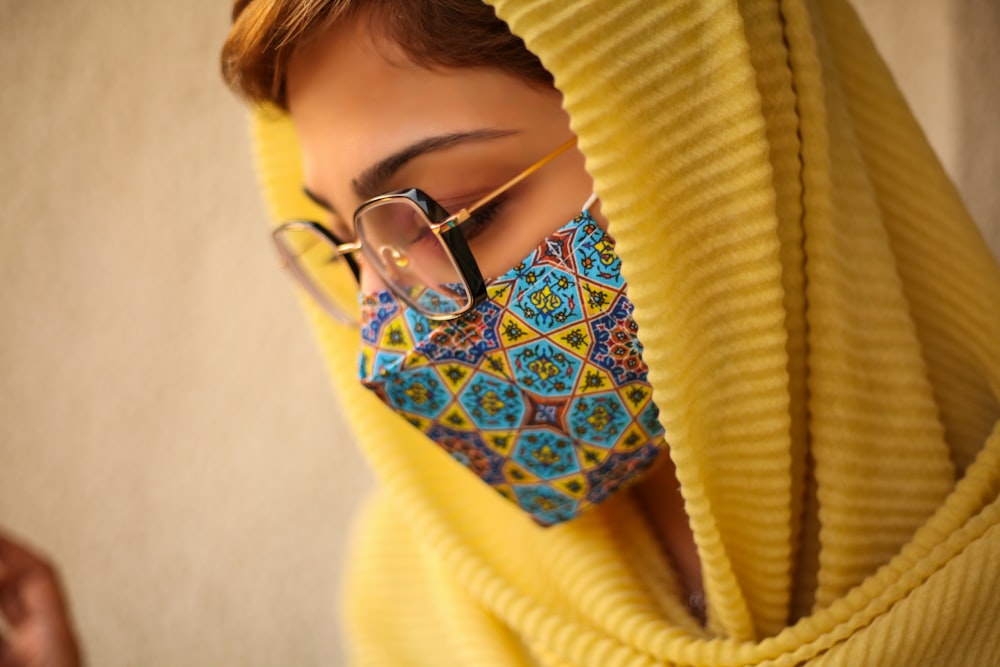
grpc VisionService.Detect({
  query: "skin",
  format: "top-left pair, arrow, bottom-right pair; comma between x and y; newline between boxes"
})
0,532 -> 80,667
287,12 -> 599,285
286,10 -> 704,610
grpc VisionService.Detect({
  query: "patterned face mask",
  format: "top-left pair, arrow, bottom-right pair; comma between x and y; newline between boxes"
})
358,207 -> 666,525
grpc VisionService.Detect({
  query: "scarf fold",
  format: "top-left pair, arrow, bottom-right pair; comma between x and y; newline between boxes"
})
249,0 -> 1000,663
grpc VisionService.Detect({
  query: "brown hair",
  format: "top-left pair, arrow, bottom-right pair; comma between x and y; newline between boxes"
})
221,0 -> 553,109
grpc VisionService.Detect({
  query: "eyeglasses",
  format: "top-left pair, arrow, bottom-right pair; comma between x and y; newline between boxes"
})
273,136 -> 579,325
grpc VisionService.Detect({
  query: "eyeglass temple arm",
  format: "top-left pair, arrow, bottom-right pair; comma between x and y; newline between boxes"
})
332,240 -> 364,283
336,240 -> 363,254
277,237 -> 360,259
276,238 -> 362,282
441,136 -> 579,230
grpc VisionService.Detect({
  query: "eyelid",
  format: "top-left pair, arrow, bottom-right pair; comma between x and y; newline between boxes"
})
300,187 -> 354,240
327,214 -> 355,243
438,186 -> 515,216
435,195 -> 483,214
302,187 -> 334,213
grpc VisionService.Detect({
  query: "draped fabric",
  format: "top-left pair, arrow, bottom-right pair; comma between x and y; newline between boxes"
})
249,0 -> 1000,663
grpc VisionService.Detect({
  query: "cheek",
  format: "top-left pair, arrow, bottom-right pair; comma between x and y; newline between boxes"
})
359,264 -> 388,294
589,199 -> 610,232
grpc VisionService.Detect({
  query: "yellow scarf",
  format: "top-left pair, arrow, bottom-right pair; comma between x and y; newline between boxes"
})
250,0 -> 1000,663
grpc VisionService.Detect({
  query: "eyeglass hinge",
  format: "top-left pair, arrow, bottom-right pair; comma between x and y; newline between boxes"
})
441,210 -> 469,231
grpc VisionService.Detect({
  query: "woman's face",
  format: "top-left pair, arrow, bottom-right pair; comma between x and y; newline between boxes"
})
285,11 -> 602,292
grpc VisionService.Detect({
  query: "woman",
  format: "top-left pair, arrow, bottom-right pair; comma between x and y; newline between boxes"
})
222,0 -> 1000,664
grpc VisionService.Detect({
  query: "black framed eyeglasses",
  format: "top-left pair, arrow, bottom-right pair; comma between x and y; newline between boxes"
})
273,136 -> 578,325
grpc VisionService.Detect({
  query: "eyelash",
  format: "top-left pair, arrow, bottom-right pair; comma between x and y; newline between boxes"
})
458,193 -> 508,242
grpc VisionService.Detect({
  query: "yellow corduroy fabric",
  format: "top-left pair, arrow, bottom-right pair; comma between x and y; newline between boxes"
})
248,0 -> 1000,664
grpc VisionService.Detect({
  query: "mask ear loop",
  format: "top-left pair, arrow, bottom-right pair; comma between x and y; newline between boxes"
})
582,193 -> 599,213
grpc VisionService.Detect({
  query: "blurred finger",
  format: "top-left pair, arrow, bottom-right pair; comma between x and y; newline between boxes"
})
0,586 -> 24,627
0,532 -> 41,571
0,558 -> 29,591
20,567 -> 67,622
0,631 -> 17,667
0,533 -> 61,620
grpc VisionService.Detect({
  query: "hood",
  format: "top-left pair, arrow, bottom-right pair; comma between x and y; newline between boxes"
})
249,0 -> 1000,662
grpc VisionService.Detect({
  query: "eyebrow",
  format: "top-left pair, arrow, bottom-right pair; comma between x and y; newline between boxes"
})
301,128 -> 518,221
352,128 -> 518,202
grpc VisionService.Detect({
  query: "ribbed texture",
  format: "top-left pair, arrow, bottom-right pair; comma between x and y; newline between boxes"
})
503,0 -> 798,642
249,0 -> 1000,663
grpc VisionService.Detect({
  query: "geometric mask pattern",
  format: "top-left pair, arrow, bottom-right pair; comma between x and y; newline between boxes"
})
358,211 -> 666,526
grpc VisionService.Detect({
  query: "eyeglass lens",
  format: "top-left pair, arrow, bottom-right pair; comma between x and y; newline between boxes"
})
274,224 -> 361,323
355,198 -> 472,317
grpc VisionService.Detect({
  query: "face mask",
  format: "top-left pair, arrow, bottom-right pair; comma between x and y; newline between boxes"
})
358,208 -> 666,525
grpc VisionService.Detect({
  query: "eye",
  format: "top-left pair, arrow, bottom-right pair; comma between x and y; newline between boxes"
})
326,214 -> 356,245
459,193 -> 509,242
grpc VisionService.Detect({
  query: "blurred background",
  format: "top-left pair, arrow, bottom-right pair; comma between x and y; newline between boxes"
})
0,1 -> 996,664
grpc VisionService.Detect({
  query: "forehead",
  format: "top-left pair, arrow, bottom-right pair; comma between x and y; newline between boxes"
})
285,13 -> 565,211
287,16 -> 449,152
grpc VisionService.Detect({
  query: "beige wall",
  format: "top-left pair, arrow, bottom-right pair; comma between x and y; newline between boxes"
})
852,0 -> 1000,252
0,2 -> 369,664
0,1 -> 996,665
